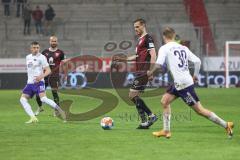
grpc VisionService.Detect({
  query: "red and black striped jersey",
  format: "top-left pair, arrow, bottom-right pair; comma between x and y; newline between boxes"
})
135,34 -> 155,72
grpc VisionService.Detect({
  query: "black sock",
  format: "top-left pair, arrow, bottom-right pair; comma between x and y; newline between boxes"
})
52,90 -> 59,105
133,96 -> 152,116
36,95 -> 42,107
131,97 -> 147,123
136,107 -> 147,123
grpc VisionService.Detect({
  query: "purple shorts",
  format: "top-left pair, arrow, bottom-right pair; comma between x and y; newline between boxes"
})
22,81 -> 45,98
167,84 -> 199,106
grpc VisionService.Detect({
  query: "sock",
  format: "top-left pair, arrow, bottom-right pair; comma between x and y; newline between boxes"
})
163,113 -> 171,131
20,97 -> 35,117
208,112 -> 227,128
133,96 -> 152,116
36,95 -> 42,107
51,90 -> 59,105
40,96 -> 57,109
136,107 -> 147,123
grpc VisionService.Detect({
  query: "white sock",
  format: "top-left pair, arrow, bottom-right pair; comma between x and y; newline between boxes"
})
40,96 -> 57,109
20,97 -> 34,117
208,112 -> 227,128
163,113 -> 171,131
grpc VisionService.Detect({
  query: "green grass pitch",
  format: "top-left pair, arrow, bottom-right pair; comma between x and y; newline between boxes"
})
0,88 -> 240,160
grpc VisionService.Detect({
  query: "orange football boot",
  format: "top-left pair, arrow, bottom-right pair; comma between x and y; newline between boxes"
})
152,130 -> 171,138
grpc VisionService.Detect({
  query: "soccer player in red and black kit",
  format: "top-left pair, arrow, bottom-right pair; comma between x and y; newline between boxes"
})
35,36 -> 66,115
113,18 -> 158,129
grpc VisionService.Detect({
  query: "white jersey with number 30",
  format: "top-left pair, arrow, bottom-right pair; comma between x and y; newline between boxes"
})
156,41 -> 201,90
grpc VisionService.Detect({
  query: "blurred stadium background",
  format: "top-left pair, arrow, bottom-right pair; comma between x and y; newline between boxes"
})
0,0 -> 240,88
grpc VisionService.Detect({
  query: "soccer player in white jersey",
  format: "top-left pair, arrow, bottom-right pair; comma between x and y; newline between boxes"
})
147,27 -> 234,138
20,41 -> 66,123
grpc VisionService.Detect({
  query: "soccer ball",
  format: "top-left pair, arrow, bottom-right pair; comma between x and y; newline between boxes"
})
100,117 -> 114,130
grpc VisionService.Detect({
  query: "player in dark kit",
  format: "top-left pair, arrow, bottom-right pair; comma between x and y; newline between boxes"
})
113,18 -> 158,129
35,36 -> 66,116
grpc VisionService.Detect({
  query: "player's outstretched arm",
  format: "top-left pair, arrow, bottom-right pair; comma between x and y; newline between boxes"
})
126,54 -> 138,61
112,54 -> 138,62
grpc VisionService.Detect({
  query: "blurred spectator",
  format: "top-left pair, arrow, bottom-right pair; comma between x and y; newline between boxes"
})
16,0 -> 27,17
2,0 -> 11,16
44,4 -> 55,36
23,3 -> 31,35
32,5 -> 43,35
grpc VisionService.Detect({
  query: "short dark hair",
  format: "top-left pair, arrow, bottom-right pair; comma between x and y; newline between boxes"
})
31,41 -> 39,46
133,18 -> 146,25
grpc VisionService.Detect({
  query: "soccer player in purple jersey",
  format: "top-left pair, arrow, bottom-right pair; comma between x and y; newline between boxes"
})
20,41 -> 66,123
147,27 -> 233,138
114,18 -> 158,129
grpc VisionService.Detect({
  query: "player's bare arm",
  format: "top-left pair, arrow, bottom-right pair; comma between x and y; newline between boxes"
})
35,66 -> 51,82
149,48 -> 156,69
148,48 -> 157,80
113,54 -> 138,62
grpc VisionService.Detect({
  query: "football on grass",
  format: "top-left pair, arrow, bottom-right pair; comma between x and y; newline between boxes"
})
100,117 -> 114,130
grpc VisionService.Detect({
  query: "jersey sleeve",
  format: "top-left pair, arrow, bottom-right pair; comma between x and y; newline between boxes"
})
41,55 -> 49,68
156,47 -> 167,65
146,35 -> 155,50
185,47 -> 201,76
60,50 -> 65,61
41,49 -> 47,56
186,47 -> 201,63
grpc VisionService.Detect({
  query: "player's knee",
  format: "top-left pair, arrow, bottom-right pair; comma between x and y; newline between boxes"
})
129,91 -> 139,100
193,106 -> 204,116
20,97 -> 27,104
161,98 -> 169,108
40,96 -> 48,103
195,109 -> 204,116
129,94 -> 134,101
129,93 -> 135,101
192,103 -> 206,116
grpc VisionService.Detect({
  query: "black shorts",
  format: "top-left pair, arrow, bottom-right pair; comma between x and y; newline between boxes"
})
130,73 -> 148,91
167,84 -> 200,106
44,75 -> 60,89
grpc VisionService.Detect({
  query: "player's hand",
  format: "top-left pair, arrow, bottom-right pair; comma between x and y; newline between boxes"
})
147,70 -> 152,77
34,76 -> 43,83
193,76 -> 198,84
112,54 -> 127,62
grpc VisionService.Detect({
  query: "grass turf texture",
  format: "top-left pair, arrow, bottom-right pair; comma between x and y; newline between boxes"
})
0,88 -> 240,160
